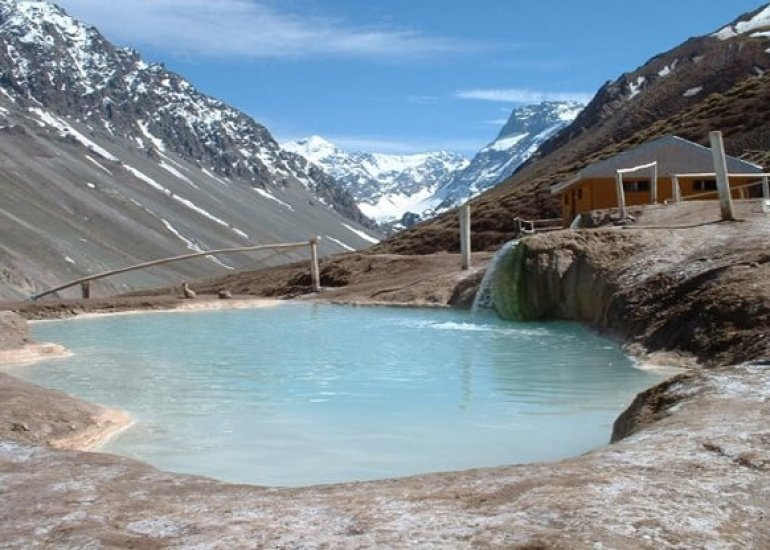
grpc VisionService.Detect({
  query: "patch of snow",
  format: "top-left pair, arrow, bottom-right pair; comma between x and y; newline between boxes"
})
172,195 -> 229,227
29,108 -> 118,161
683,86 -> 703,98
159,161 -> 196,187
483,133 -> 529,153
341,223 -> 379,244
254,188 -> 294,211
123,164 -> 169,193
628,75 -> 646,99
86,182 -> 96,189
358,187 -> 435,223
137,120 -> 166,152
160,218 -> 199,252
713,6 -> 770,40
85,155 -> 112,174
160,218 -> 234,269
555,102 -> 584,121
123,164 -> 247,239
0,86 -> 16,103
713,26 -> 738,40
63,255 -> 75,264
202,168 -> 229,186
324,235 -> 355,252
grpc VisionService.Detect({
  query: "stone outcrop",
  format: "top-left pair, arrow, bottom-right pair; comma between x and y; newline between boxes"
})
489,215 -> 770,366
0,311 -> 30,350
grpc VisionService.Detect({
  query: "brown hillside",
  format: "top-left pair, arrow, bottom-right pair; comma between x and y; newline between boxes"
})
376,12 -> 770,256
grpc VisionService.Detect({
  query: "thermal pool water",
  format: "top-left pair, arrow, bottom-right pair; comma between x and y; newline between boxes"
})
24,304 -> 663,486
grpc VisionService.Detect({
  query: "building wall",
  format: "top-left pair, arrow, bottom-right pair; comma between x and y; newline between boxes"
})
560,175 -> 761,221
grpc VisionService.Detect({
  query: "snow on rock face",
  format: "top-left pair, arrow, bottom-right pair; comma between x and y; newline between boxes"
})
284,136 -> 468,223
714,5 -> 770,41
0,0 -> 373,229
426,101 -> 584,216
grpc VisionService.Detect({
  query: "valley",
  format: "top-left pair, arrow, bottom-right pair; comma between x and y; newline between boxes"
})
1,1 -> 770,548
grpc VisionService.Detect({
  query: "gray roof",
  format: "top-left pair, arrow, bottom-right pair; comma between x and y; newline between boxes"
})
552,135 -> 763,193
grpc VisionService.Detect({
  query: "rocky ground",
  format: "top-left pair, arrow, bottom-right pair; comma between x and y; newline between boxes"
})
1,201 -> 769,548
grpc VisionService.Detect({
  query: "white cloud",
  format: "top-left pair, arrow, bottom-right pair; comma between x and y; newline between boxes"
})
53,0 -> 471,60
455,88 -> 593,104
406,95 -> 443,105
483,118 -> 509,126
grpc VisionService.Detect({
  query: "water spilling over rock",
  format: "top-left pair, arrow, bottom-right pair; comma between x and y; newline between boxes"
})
471,240 -> 519,315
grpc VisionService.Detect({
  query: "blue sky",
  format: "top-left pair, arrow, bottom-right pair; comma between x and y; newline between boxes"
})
56,0 -> 766,155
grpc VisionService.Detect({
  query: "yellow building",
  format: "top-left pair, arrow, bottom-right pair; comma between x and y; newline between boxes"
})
550,136 -> 765,223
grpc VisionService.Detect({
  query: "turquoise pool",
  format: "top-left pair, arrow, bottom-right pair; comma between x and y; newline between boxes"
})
24,303 -> 662,486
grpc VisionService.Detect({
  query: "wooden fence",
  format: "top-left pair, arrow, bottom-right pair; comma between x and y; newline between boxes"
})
31,238 -> 322,301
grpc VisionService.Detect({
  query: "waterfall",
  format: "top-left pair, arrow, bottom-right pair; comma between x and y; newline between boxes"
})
471,240 -> 519,314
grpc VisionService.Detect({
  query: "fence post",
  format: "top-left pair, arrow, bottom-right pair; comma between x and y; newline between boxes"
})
309,236 -> 321,292
651,163 -> 659,204
80,281 -> 91,299
709,131 -> 736,221
615,171 -> 627,220
762,176 -> 769,199
459,204 -> 471,270
672,175 -> 682,202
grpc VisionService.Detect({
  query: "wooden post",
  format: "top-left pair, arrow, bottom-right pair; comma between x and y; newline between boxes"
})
615,171 -> 627,220
650,163 -> 659,204
309,236 -> 321,292
80,281 -> 91,299
763,176 -> 769,199
709,131 -> 736,221
459,204 -> 471,270
673,175 -> 682,202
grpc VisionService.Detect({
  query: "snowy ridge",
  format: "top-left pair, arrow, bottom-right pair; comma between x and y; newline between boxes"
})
713,5 -> 770,42
425,101 -> 584,216
284,136 -> 468,223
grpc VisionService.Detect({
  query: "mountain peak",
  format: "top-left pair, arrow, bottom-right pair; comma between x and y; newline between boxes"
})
496,100 -> 584,141
284,137 -> 468,223
427,100 -> 585,214
286,135 -> 338,161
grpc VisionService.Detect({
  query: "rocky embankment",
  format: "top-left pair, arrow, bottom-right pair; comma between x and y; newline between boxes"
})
1,207 -> 769,547
491,214 -> 770,366
0,312 -> 130,449
0,311 -> 68,364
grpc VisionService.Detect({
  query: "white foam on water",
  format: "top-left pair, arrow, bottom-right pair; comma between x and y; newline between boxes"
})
397,318 -> 552,338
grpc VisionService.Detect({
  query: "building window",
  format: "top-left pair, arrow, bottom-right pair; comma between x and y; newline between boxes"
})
623,180 -> 650,192
693,179 -> 717,191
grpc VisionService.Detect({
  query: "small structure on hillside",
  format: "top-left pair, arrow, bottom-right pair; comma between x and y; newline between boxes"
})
550,135 -> 765,224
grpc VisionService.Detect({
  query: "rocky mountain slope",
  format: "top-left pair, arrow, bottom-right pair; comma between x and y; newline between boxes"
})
286,102 -> 582,228
428,101 -> 583,213
0,0 -> 380,300
283,136 -> 468,224
377,3 -> 770,255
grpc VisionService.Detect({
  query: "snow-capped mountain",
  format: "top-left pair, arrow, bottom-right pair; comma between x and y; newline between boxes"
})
426,101 -> 584,214
283,136 -> 469,224
0,0 -> 381,299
